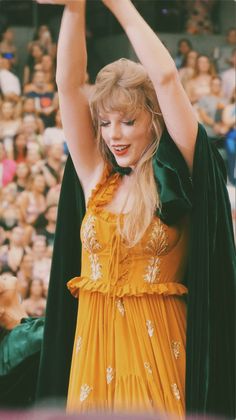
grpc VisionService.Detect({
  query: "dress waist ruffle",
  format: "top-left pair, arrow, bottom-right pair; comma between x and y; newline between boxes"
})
67,276 -> 188,298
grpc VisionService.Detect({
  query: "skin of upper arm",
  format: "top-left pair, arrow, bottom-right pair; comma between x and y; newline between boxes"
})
58,86 -> 103,189
153,72 -> 198,173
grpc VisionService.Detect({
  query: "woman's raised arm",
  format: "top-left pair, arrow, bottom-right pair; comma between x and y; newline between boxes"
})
102,0 -> 198,172
37,0 -> 103,192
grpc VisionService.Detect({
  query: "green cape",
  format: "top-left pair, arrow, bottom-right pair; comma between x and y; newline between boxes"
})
37,124 -> 235,418
0,317 -> 44,408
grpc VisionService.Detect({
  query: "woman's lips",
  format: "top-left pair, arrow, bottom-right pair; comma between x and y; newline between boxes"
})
112,145 -> 130,156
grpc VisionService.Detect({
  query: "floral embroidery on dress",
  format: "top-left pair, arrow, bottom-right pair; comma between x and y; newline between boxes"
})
89,254 -> 102,281
82,215 -> 101,253
80,384 -> 93,402
116,299 -> 125,316
76,336 -> 82,354
146,320 -> 154,337
143,256 -> 160,283
145,219 -> 168,256
144,362 -> 152,374
106,366 -> 114,384
171,341 -> 180,359
171,383 -> 181,400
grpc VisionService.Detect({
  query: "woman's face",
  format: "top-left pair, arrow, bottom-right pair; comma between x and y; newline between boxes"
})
16,162 -> 29,179
197,56 -> 211,73
99,109 -> 153,168
1,102 -> 14,119
15,133 -> 27,149
0,274 -> 17,295
33,174 -> 46,193
30,279 -> 43,297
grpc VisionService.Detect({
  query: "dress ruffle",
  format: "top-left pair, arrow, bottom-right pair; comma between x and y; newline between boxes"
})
87,164 -> 121,210
67,276 -> 188,298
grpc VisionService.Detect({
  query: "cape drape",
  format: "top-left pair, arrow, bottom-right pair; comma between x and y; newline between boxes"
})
36,124 -> 235,418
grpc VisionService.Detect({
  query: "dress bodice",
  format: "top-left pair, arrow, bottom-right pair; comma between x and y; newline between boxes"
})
67,166 -> 189,298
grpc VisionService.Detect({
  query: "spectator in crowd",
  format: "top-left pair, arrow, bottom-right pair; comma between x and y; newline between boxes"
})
222,87 -> 236,186
17,253 -> 34,300
14,162 -> 30,193
26,143 -> 45,173
185,54 -> 216,104
197,76 -> 228,142
0,143 -> 16,187
23,42 -> 44,86
24,70 -> 56,127
22,115 -> 44,150
43,142 -> 66,189
0,183 -> 19,232
213,27 -> 236,72
0,226 -> 26,275
0,100 -> 22,157
184,0 -> 217,34
43,108 -> 67,152
0,27 -> 17,71
220,47 -> 236,101
22,278 -> 46,317
174,38 -> 193,69
13,132 -> 28,163
31,235 -> 51,286
0,55 -> 21,102
36,204 -> 57,249
34,54 -> 56,86
29,25 -> 57,60
178,50 -> 198,89
21,97 -> 45,133
17,172 -> 47,226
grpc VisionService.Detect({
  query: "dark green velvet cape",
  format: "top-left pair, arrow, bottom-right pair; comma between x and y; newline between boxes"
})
37,124 -> 235,418
0,317 -> 44,408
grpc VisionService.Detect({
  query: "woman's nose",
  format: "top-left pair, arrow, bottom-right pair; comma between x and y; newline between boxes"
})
110,123 -> 122,140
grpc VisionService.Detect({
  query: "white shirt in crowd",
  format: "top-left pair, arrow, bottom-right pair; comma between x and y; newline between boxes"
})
43,126 -> 66,147
0,69 -> 21,96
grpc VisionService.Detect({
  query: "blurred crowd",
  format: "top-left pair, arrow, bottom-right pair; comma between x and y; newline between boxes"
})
0,23 -> 235,317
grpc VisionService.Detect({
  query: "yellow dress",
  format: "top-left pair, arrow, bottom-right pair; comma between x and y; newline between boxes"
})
67,166 -> 189,417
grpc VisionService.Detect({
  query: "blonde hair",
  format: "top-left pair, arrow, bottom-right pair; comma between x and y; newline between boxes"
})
90,59 -> 164,246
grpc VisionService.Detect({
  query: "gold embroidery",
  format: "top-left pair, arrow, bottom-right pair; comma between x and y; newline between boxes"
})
116,299 -> 125,316
171,383 -> 181,400
171,341 -> 180,359
82,215 -> 101,253
89,254 -> 102,281
143,256 -> 160,283
145,219 -> 168,256
76,336 -> 82,354
80,384 -> 93,402
144,362 -> 152,374
106,366 -> 114,384
146,320 -> 154,337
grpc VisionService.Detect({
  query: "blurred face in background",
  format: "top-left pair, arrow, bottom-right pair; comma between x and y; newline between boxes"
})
1,101 -> 14,120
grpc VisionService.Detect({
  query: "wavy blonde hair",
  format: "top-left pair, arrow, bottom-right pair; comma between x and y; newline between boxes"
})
90,59 -> 164,247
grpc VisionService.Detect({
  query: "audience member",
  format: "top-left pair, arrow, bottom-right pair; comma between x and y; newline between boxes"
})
213,27 -> 236,72
197,76 -> 228,142
0,55 -> 21,102
184,0 -> 217,34
221,48 -> 236,101
178,50 -> 199,89
22,278 -> 46,317
17,172 -> 47,226
23,42 -> 44,86
34,54 -> 56,86
0,27 -> 17,71
222,88 -> 236,186
185,54 -> 216,104
14,162 -> 30,192
31,235 -> 51,286
13,132 -> 28,163
0,143 -> 16,187
43,109 -> 67,151
29,25 -> 57,60
24,70 -> 56,127
0,100 -> 22,157
174,38 -> 193,69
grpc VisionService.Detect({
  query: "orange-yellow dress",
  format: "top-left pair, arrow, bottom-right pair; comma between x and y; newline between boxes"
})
67,166 -> 189,417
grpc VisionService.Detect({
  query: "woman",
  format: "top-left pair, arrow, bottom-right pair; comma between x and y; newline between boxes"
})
185,54 -> 216,104
36,0 -> 235,418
